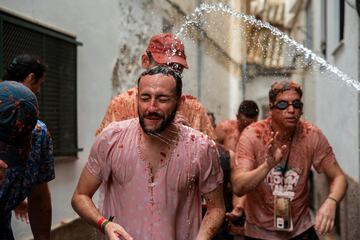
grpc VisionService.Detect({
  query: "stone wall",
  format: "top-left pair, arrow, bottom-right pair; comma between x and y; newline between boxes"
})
314,173 -> 359,240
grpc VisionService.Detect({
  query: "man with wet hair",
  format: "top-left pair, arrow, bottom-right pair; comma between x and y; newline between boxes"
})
96,33 -> 215,139
215,100 -> 259,152
72,65 -> 225,240
232,80 -> 347,239
0,54 -> 54,240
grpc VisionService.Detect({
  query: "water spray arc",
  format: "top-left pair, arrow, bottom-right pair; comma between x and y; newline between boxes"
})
176,3 -> 360,91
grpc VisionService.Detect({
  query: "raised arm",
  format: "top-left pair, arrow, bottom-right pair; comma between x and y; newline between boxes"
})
196,186 -> 225,240
232,132 -> 286,196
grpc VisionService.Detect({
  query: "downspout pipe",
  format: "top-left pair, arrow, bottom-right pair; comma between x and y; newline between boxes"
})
196,0 -> 203,100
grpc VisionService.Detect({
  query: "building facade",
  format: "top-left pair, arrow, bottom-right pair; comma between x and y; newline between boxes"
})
0,0 -> 245,238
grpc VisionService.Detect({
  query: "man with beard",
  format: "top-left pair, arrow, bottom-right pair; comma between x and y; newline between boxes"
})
72,66 -> 225,240
96,33 -> 215,139
232,80 -> 347,239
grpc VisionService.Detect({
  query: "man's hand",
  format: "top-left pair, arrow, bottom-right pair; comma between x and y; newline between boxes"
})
314,198 -> 337,235
104,221 -> 133,240
225,205 -> 244,223
0,160 -> 8,184
265,132 -> 287,169
14,200 -> 29,224
225,206 -> 245,235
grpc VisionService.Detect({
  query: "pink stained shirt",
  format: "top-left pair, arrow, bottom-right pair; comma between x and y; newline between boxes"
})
235,118 -> 337,240
87,118 -> 223,240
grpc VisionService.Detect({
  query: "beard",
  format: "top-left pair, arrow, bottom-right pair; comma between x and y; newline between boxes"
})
138,104 -> 178,135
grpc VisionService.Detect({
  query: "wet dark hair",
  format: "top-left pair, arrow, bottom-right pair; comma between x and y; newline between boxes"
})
269,80 -> 303,104
2,54 -> 46,83
137,65 -> 183,99
238,100 -> 259,118
207,111 -> 216,128
146,51 -> 154,62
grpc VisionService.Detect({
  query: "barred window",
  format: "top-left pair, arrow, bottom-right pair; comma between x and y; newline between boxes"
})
0,10 -> 79,157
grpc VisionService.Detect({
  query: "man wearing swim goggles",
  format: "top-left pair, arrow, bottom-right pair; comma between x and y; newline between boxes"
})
273,99 -> 303,110
232,80 -> 347,239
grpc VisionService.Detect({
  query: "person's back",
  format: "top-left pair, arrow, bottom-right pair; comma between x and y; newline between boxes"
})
215,119 -> 239,152
215,100 -> 259,152
0,81 -> 39,239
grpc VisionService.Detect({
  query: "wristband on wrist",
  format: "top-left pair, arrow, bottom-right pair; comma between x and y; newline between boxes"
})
327,196 -> 338,204
97,217 -> 107,232
101,220 -> 110,233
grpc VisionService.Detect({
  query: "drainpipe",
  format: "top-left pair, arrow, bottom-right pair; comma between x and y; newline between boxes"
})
358,0 -> 360,209
240,3 -> 248,102
196,0 -> 203,100
240,63 -> 246,101
197,30 -> 203,100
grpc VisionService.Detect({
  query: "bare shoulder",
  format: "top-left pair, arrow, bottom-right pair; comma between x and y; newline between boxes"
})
216,119 -> 237,131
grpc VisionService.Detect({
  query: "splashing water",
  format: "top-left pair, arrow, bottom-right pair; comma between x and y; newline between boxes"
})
175,3 -> 360,91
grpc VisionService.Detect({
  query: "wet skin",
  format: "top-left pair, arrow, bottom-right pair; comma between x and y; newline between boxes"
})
138,73 -> 178,135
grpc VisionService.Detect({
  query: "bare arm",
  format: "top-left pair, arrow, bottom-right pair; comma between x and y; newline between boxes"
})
227,149 -> 246,221
232,134 -> 286,196
196,186 -> 225,240
14,200 -> 29,224
231,162 -> 272,196
0,160 -> 7,184
28,183 -> 51,240
71,167 -> 133,240
226,195 -> 245,220
315,162 -> 347,235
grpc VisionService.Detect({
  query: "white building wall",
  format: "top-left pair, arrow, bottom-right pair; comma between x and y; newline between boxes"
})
312,1 -> 359,181
0,0 -> 162,239
228,68 -> 241,119
200,53 -> 233,122
0,1 -> 242,238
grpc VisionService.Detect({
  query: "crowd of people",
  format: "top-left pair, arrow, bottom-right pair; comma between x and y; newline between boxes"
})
0,32 -> 347,240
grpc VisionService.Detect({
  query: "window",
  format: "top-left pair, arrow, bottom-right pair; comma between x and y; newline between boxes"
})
0,10 -> 79,157
162,18 -> 173,33
305,1 -> 313,50
339,0 -> 345,41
